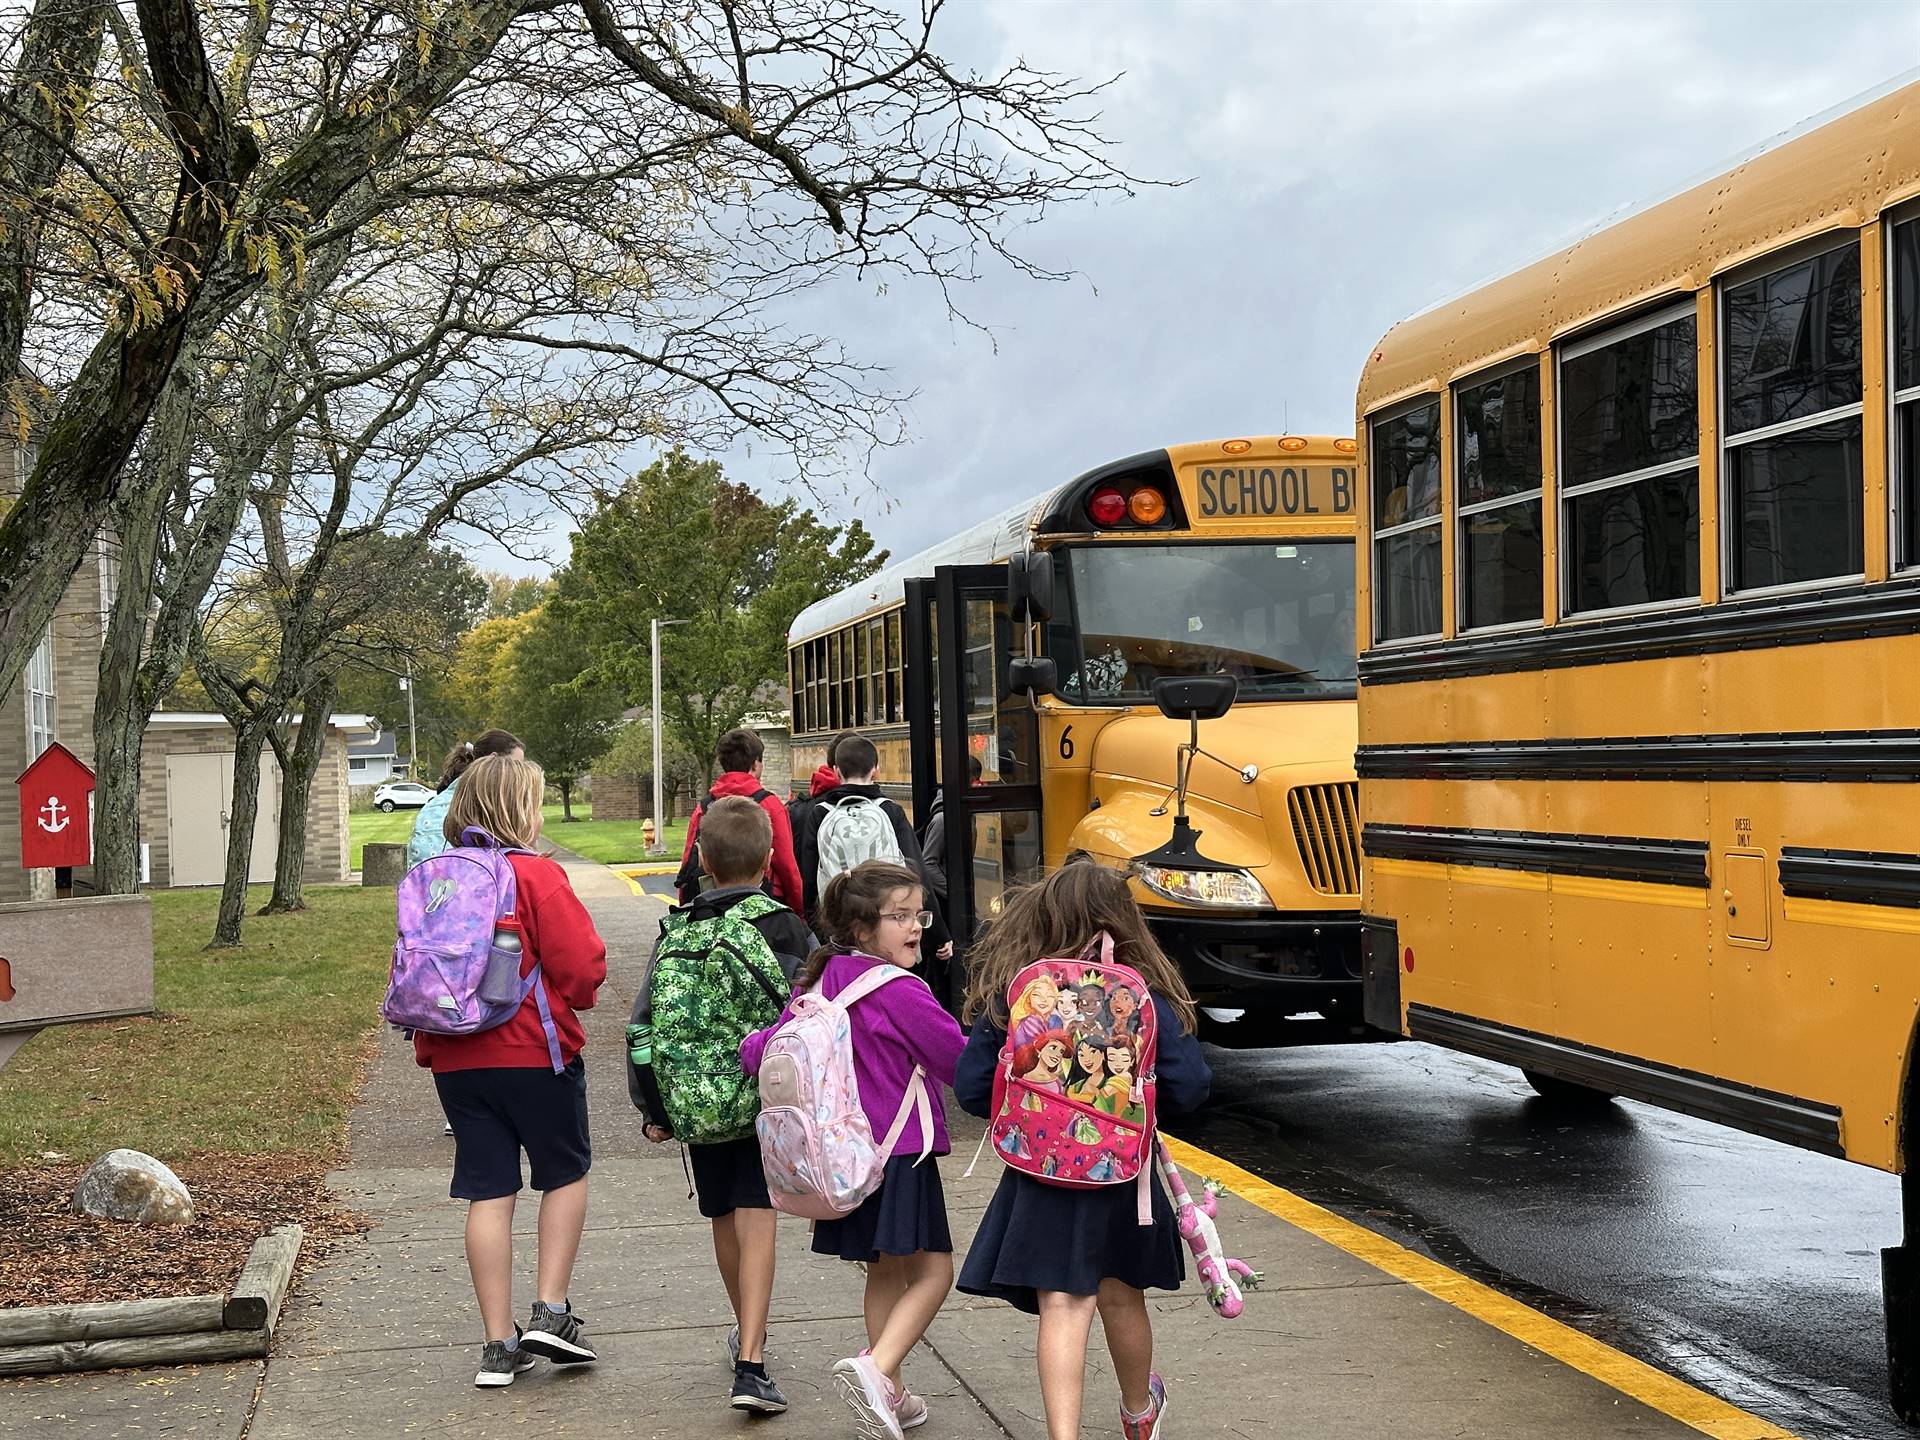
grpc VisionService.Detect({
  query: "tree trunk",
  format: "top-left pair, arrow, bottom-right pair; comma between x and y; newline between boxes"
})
559,780 -> 574,821
263,679 -> 334,914
210,717 -> 271,949
91,706 -> 150,894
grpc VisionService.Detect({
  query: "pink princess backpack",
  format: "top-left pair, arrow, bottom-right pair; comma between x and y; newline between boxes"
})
755,963 -> 933,1220
977,933 -> 1159,1222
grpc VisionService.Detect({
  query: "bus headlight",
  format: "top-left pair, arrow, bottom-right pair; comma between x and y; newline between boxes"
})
1132,864 -> 1271,909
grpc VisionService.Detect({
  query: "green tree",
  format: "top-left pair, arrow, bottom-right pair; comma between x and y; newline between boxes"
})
496,605 -> 624,819
485,573 -> 550,620
558,450 -> 883,784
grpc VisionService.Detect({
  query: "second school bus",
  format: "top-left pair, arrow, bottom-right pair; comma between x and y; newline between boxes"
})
788,437 -> 1364,1031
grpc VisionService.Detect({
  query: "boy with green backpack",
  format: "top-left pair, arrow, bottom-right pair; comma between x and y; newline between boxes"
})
627,796 -> 813,1414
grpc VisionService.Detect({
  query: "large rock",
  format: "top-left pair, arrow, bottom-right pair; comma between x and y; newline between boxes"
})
72,1149 -> 195,1226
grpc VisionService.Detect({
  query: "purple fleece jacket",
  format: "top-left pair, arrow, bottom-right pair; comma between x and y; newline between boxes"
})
740,952 -> 967,1158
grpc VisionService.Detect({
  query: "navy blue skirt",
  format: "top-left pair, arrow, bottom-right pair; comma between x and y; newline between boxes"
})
958,1168 -> 1185,1314
812,1153 -> 953,1261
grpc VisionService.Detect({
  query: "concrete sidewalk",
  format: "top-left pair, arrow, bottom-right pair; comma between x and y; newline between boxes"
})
0,853 -> 1768,1438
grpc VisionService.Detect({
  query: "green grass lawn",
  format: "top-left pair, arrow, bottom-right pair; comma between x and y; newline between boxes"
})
351,802 -> 687,869
0,886 -> 397,1167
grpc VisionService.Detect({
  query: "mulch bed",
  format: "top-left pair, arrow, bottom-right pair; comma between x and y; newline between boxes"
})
0,1154 -> 366,1309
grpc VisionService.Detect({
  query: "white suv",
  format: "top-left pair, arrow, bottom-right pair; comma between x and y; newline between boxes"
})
373,781 -> 435,812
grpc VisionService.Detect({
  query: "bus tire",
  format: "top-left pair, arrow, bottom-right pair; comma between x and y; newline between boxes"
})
1522,1069 -> 1617,1110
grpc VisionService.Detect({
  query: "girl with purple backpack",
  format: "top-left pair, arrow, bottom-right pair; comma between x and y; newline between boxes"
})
954,863 -> 1212,1440
408,755 -> 608,1388
739,861 -> 966,1440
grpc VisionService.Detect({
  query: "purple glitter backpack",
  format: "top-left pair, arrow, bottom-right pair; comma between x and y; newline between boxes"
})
382,829 -> 564,1070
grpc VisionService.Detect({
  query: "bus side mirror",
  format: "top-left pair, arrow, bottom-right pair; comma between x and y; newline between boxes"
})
1151,674 -> 1237,721
1009,551 -> 1054,624
1008,656 -> 1058,699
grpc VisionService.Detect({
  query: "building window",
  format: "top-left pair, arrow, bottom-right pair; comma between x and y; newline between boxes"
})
1721,237 -> 1863,592
1456,362 -> 1543,629
1559,304 -> 1700,614
1894,215 -> 1920,570
25,631 -> 53,759
1369,399 -> 1443,643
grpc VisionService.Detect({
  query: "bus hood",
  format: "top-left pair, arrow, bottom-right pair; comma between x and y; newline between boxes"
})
1088,705 -> 1357,814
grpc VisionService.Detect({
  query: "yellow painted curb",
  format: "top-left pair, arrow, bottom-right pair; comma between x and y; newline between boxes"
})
1161,1134 -> 1802,1440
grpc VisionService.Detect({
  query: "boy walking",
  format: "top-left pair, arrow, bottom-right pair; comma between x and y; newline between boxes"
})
796,736 -> 952,956
676,728 -> 805,910
630,796 -> 813,1413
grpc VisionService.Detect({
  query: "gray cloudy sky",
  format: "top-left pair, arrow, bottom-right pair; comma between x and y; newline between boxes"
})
528,0 -> 1920,574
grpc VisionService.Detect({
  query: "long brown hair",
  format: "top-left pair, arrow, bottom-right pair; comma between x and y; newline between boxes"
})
795,860 -> 924,991
961,862 -> 1198,1034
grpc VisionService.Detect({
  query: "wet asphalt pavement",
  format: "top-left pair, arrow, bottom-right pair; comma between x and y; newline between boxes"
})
1179,1034 -> 1909,1440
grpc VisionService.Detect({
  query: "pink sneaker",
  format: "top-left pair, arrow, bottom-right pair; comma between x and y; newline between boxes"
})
1121,1372 -> 1167,1440
889,1377 -> 928,1430
832,1353 -> 904,1440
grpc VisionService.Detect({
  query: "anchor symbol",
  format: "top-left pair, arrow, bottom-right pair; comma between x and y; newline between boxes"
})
36,797 -> 69,835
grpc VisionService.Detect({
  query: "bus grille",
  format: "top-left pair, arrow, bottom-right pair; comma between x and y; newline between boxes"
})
1288,783 -> 1361,896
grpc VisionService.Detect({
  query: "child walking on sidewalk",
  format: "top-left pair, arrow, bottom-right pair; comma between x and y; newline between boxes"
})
407,755 -> 608,1388
628,796 -> 813,1414
741,861 -> 967,1440
954,863 -> 1212,1440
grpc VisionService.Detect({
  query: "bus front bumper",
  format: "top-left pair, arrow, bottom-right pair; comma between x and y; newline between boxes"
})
1145,910 -> 1362,1014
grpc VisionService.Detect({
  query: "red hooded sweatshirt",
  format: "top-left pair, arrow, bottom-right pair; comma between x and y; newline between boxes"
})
808,765 -> 840,797
680,770 -> 805,911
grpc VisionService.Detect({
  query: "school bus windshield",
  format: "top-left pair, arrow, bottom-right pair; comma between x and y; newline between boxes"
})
1052,539 -> 1356,703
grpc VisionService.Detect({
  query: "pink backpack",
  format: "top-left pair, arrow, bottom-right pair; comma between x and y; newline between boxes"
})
975,933 -> 1160,1223
754,964 -> 932,1220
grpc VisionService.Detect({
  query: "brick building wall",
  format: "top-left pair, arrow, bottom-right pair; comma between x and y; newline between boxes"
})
592,774 -> 643,821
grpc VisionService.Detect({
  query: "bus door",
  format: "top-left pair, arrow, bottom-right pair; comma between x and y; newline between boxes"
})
904,565 -> 1044,1001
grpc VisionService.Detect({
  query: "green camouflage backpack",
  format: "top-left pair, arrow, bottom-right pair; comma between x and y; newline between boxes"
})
647,893 -> 791,1145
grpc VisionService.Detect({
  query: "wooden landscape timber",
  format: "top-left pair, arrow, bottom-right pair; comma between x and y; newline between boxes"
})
0,1223 -> 301,1376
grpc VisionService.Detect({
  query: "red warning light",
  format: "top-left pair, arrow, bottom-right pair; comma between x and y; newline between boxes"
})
1088,487 -> 1128,527
1403,947 -> 1415,973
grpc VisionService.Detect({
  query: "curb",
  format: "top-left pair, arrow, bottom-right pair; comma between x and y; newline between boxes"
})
0,1223 -> 303,1376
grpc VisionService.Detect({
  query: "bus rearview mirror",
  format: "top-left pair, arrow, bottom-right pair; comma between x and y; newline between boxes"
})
1009,552 -> 1054,624
1008,656 -> 1057,699
1151,674 -> 1237,722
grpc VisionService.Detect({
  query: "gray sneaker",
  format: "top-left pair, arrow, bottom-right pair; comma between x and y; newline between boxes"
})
520,1300 -> 596,1364
730,1366 -> 788,1414
474,1333 -> 536,1388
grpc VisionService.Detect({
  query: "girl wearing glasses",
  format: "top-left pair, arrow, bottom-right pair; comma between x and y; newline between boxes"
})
740,860 -> 966,1440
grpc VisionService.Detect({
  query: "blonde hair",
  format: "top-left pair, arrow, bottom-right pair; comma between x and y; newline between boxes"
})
961,862 -> 1198,1033
444,754 -> 545,849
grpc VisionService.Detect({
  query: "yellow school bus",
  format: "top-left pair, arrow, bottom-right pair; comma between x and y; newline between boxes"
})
789,438 -> 1363,1034
1352,77 -> 1920,1411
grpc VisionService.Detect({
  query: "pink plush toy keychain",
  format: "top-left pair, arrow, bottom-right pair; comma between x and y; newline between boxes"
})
1155,1138 -> 1261,1318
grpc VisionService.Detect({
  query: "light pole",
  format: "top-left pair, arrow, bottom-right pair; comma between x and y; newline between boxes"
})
398,658 -> 419,779
650,617 -> 690,855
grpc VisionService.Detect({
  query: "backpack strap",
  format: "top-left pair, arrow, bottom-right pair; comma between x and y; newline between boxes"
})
877,1065 -> 933,1168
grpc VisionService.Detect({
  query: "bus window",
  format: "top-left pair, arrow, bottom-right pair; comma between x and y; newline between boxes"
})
1559,306 -> 1700,614
1893,215 -> 1920,571
1061,541 -> 1354,701
1721,238 -> 1863,592
1456,362 -> 1543,629
1370,401 -> 1442,642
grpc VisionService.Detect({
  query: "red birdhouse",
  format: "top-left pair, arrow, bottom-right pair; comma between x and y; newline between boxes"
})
16,742 -> 94,870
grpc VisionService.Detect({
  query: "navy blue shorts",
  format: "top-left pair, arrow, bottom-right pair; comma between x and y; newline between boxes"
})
688,1136 -> 773,1219
435,1059 -> 591,1201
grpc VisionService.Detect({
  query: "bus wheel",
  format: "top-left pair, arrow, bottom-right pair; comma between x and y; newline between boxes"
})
1522,1069 -> 1618,1110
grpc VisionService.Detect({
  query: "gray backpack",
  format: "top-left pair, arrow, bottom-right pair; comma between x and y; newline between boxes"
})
815,795 -> 905,892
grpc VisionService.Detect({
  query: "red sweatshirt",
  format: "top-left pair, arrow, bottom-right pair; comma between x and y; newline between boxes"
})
680,770 -> 805,910
414,852 -> 607,1073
